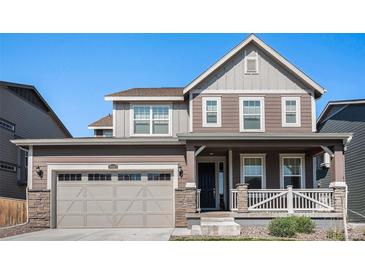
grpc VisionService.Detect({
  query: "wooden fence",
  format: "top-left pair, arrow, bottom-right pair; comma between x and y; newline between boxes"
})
0,197 -> 27,227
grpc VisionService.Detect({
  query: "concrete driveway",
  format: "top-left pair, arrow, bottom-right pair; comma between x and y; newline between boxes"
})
2,228 -> 174,241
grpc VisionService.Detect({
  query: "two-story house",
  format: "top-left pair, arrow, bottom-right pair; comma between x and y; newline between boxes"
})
0,81 -> 71,199
12,34 -> 351,230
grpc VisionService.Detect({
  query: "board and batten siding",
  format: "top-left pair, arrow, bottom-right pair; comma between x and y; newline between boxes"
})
317,104 -> 365,222
113,101 -> 189,137
195,43 -> 310,91
192,92 -> 313,133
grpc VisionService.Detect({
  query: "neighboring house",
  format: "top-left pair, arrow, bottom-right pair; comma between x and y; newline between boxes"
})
0,81 -> 71,199
316,99 -> 365,222
12,34 -> 351,230
88,114 -> 113,137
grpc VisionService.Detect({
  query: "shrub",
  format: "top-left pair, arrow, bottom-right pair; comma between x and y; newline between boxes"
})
268,216 -> 315,238
294,216 -> 315,234
268,217 -> 297,238
326,228 -> 345,241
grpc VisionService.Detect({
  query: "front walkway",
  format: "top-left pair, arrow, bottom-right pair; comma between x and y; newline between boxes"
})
1,228 -> 174,241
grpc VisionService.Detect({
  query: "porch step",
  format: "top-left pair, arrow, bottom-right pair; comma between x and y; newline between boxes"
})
192,217 -> 241,236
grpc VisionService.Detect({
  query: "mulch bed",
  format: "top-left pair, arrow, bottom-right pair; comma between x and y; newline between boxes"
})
0,224 -> 44,239
171,226 -> 365,241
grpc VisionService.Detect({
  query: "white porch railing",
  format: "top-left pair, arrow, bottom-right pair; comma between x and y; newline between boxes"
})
248,186 -> 334,213
196,189 -> 201,213
230,189 -> 238,211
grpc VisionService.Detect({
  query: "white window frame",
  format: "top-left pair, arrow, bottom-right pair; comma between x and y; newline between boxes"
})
202,96 -> 221,127
282,97 -> 301,127
240,154 -> 266,189
244,50 -> 259,74
239,97 -> 265,132
280,154 -> 305,189
130,103 -> 172,137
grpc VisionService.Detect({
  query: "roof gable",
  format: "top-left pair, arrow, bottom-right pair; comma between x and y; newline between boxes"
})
183,34 -> 325,97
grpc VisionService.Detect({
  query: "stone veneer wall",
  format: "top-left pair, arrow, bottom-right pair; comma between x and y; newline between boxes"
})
28,190 -> 51,228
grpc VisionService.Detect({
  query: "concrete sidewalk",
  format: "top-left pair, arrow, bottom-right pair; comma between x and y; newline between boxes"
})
1,228 -> 174,241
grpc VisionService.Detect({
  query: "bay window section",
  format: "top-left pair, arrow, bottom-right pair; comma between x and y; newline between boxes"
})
132,104 -> 171,136
240,97 -> 264,132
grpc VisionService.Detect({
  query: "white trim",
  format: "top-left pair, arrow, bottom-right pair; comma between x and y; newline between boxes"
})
281,97 -> 301,127
311,91 -> 316,132
194,145 -> 206,157
312,155 -> 317,188
27,146 -> 33,190
192,89 -> 311,95
88,126 -> 113,130
129,103 -> 172,137
112,102 -> 117,137
244,49 -> 259,74
279,154 -> 306,189
240,153 -> 266,189
239,97 -> 265,132
318,104 -> 349,125
47,163 -> 179,228
317,100 -> 365,124
183,34 -> 325,95
189,92 -> 193,132
228,149 -> 233,190
105,96 -> 184,101
320,146 -> 334,157
202,96 -> 222,127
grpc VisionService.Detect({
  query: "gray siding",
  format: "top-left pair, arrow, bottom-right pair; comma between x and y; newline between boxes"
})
195,43 -> 311,91
192,92 -> 313,133
114,101 -> 188,138
0,87 -> 67,198
318,104 -> 365,222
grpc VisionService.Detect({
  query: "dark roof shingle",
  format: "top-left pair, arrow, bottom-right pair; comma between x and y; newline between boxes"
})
105,87 -> 183,97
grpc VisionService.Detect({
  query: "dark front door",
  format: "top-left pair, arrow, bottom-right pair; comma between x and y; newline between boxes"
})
198,162 -> 216,209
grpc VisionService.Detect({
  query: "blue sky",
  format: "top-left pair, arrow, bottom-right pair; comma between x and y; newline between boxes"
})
1,33 -> 364,137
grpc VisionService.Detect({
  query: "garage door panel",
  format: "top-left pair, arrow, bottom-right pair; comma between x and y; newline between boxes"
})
86,201 -> 113,213
116,215 -> 144,227
145,200 -> 173,213
115,186 -> 143,198
86,215 -> 113,227
58,200 -> 84,214
56,171 -> 174,228
57,186 -> 84,200
146,215 -> 173,227
86,186 -> 113,199
57,215 -> 84,228
147,186 -> 172,198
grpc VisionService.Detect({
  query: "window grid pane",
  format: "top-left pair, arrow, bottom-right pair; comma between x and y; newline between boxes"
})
242,100 -> 261,130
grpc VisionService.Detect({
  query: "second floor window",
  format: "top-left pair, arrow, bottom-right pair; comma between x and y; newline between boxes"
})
202,97 -> 221,127
132,104 -> 171,136
239,97 -> 265,132
282,97 -> 301,127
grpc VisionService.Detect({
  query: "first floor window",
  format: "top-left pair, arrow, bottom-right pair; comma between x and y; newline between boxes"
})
240,98 -> 264,132
282,156 -> 303,188
0,161 -> 17,173
133,105 -> 170,135
88,173 -> 112,181
58,174 -> 82,181
0,118 -> 15,132
202,97 -> 221,127
118,173 -> 141,181
242,156 -> 264,189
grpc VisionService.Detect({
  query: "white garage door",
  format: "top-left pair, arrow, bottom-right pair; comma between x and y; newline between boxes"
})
56,171 -> 174,228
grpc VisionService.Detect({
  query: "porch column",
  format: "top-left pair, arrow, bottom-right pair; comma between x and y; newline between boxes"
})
185,144 -> 197,213
329,144 -> 347,213
236,184 -> 248,213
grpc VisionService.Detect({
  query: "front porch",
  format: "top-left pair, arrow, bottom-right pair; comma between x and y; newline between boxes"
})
181,134 -> 350,227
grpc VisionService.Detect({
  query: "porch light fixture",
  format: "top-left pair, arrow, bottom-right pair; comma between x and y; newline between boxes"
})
178,165 -> 183,178
35,166 -> 43,178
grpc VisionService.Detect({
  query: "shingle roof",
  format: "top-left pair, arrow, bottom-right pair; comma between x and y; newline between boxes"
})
105,87 -> 183,97
89,114 -> 113,127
